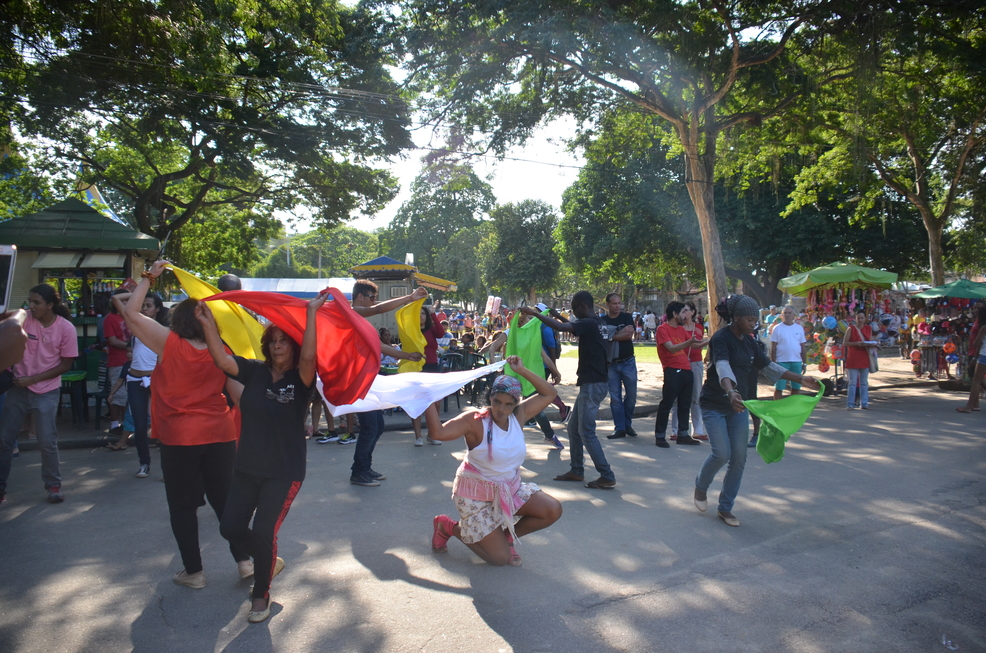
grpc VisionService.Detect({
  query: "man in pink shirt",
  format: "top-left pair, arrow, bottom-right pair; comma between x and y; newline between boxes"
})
0,284 -> 78,504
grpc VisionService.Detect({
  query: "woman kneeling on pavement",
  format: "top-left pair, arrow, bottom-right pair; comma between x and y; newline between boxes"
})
427,356 -> 563,566
196,292 -> 322,623
693,294 -> 818,528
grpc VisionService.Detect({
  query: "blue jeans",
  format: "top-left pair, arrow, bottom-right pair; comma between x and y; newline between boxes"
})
0,387 -> 61,493
567,382 -> 614,482
352,410 -> 384,475
127,381 -> 152,467
846,368 -> 869,408
607,357 -> 638,431
696,407 -> 750,513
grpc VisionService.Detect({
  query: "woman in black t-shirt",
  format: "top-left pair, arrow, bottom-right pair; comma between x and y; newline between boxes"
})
693,295 -> 818,528
196,293 -> 323,624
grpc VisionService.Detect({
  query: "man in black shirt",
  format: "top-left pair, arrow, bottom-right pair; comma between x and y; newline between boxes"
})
601,293 -> 637,439
522,291 -> 616,489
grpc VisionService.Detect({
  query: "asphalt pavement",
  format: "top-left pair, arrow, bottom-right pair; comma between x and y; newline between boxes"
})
0,371 -> 983,652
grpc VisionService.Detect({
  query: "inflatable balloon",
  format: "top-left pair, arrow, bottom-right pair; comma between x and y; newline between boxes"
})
818,359 -> 831,373
946,353 -> 959,364
822,316 -> 837,330
942,342 -> 956,354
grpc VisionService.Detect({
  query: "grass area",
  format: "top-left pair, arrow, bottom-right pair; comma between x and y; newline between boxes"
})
559,342 -> 660,364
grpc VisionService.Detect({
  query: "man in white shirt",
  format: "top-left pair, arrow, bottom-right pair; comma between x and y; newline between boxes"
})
770,305 -> 807,400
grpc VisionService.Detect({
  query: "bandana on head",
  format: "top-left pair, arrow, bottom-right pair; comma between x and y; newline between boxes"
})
490,375 -> 522,402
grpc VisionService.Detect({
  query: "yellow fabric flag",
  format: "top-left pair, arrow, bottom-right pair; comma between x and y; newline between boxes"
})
167,266 -> 264,359
395,298 -> 427,373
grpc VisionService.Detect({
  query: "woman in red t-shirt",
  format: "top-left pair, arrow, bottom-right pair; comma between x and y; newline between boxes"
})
672,301 -> 709,439
842,311 -> 877,410
121,260 -> 250,590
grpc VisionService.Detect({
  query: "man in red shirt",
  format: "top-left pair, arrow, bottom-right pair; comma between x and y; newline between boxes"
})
654,302 -> 700,447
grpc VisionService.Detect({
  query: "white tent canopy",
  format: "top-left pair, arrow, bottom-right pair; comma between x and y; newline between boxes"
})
239,277 -> 355,299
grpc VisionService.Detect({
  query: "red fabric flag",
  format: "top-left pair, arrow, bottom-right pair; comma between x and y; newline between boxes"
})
205,289 -> 380,406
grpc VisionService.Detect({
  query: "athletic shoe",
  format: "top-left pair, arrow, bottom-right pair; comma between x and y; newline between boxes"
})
337,433 -> 357,445
426,437 -> 442,446
549,435 -> 565,450
316,431 -> 340,444
367,469 -> 386,481
173,569 -> 206,589
135,464 -> 150,478
558,405 -> 571,422
350,473 -> 380,487
414,437 -> 424,447
47,487 -> 64,503
748,435 -> 758,448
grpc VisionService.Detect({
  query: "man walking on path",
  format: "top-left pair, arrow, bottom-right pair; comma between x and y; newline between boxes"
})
601,293 -> 638,439
770,305 -> 808,400
643,310 -> 657,341
348,282 -> 425,487
522,292 -> 616,490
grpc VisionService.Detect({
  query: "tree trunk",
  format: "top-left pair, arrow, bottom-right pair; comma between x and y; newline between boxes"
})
925,215 -> 945,287
682,141 -> 728,331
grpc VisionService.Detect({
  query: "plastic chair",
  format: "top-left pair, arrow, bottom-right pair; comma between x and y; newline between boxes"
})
59,363 -> 89,427
440,353 -> 464,412
87,361 -> 112,430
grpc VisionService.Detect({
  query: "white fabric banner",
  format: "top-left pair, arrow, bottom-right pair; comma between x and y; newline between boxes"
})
321,361 -> 506,418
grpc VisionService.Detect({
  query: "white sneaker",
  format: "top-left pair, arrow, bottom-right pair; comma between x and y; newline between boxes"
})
426,437 -> 442,446
414,438 -> 424,446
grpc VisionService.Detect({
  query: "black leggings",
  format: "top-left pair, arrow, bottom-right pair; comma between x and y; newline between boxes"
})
159,441 -> 249,574
220,470 -> 301,599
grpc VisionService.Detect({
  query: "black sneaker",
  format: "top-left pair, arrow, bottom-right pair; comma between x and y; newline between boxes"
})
607,430 -> 627,440
316,431 -> 339,444
655,437 -> 670,448
350,473 -> 380,487
367,469 -> 386,481
626,426 -> 638,437
135,464 -> 150,478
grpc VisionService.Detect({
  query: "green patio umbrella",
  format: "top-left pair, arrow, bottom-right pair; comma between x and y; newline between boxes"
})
913,279 -> 986,299
778,262 -> 898,296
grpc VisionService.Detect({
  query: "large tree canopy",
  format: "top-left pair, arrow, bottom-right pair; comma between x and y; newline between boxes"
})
2,0 -> 412,243
478,200 -> 559,303
381,161 -> 496,272
396,0 -> 864,325
560,114 -> 928,306
787,5 -> 985,286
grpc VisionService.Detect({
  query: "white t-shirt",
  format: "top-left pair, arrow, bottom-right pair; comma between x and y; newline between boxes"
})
643,314 -> 657,329
770,322 -> 807,363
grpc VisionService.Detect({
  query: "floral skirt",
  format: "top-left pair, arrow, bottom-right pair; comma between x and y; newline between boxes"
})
453,482 -> 540,544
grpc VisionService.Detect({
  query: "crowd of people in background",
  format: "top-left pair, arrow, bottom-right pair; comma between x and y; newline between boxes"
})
2,273 -> 984,625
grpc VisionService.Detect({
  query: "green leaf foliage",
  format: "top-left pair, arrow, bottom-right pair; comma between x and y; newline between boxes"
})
478,200 -> 559,302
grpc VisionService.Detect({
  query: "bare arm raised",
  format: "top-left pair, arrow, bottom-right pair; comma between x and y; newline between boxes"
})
117,260 -> 170,355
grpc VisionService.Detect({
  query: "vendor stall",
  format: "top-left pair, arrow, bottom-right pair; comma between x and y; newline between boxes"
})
0,198 -> 160,409
912,279 -> 986,383
779,262 -> 899,394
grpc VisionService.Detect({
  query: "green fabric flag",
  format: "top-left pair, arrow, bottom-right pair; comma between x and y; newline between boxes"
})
744,386 -> 824,464
504,310 -> 547,396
